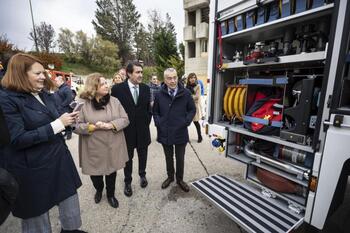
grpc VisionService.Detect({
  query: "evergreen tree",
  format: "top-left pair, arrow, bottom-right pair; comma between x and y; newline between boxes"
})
153,13 -> 180,76
179,42 -> 185,61
92,0 -> 140,64
134,24 -> 153,65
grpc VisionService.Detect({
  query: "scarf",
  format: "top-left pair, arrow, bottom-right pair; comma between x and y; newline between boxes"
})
92,94 -> 110,110
186,82 -> 197,95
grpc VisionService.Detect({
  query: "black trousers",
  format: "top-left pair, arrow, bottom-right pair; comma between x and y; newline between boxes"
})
124,146 -> 148,184
193,121 -> 202,137
162,143 -> 187,181
90,172 -> 116,197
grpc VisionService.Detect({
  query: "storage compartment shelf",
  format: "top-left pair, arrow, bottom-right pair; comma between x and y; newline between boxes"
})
222,51 -> 326,70
217,122 -> 314,153
221,4 -> 334,43
227,146 -> 254,164
247,173 -> 306,206
250,161 -> 308,187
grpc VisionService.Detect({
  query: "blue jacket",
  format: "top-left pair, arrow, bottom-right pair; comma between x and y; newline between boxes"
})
198,79 -> 205,96
153,84 -> 196,145
0,88 -> 81,219
54,83 -> 73,113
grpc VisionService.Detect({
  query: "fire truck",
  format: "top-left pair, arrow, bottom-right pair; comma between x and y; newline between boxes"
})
191,0 -> 350,232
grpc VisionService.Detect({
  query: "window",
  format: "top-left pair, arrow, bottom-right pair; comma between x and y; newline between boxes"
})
200,39 -> 208,53
188,42 -> 196,58
201,7 -> 209,23
188,11 -> 196,26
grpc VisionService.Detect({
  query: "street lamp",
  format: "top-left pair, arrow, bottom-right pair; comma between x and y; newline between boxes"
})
29,0 -> 39,52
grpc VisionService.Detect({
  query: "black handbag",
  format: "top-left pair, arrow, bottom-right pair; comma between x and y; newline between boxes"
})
0,168 -> 18,225
0,105 -> 10,146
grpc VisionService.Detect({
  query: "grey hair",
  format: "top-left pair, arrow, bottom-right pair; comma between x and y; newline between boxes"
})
164,68 -> 177,78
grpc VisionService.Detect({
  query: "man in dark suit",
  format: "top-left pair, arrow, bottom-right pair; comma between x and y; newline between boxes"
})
153,68 -> 196,192
111,61 -> 151,197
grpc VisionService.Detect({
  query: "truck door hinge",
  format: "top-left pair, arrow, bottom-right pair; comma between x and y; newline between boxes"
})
333,115 -> 344,127
324,115 -> 347,129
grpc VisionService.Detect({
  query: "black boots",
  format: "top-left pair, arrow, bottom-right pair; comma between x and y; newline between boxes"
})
194,121 -> 202,143
94,191 -> 102,203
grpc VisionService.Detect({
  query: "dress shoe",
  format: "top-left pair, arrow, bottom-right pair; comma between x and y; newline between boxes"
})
198,135 -> 203,143
94,191 -> 102,203
107,196 -> 119,208
161,177 -> 174,189
61,229 -> 88,233
124,184 -> 133,197
140,176 -> 148,188
177,180 -> 190,192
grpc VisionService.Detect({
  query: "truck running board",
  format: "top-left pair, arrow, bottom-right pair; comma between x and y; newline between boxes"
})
191,175 -> 304,233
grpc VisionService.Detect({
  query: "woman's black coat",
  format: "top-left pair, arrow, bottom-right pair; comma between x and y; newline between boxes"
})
0,89 -> 81,219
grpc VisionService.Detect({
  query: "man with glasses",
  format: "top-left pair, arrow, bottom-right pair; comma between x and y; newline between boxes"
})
152,68 -> 196,192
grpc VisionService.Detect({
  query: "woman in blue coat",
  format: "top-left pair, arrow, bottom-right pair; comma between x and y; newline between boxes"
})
0,53 -> 85,233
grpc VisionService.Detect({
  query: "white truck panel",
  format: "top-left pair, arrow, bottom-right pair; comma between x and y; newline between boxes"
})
311,115 -> 350,229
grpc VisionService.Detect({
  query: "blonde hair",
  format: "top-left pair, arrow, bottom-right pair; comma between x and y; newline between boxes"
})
1,53 -> 55,92
79,73 -> 104,100
112,73 -> 123,84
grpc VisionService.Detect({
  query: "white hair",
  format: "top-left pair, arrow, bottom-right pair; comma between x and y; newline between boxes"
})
163,68 -> 177,78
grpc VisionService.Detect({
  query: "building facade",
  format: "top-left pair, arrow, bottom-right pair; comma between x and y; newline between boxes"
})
183,0 -> 210,92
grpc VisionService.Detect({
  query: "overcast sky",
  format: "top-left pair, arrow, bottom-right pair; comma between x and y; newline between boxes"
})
0,0 -> 184,51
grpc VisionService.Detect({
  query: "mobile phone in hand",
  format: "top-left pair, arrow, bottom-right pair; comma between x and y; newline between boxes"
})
73,102 -> 84,112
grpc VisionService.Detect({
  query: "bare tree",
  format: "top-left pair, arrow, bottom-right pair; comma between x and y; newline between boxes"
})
29,22 -> 56,52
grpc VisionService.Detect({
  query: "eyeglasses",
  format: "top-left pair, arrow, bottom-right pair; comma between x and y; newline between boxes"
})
165,76 -> 178,81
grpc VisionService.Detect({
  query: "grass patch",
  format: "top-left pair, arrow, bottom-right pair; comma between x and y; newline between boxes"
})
60,62 -> 96,76
61,61 -> 115,78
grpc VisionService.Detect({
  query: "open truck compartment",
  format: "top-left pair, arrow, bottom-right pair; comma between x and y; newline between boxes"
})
194,0 -> 350,231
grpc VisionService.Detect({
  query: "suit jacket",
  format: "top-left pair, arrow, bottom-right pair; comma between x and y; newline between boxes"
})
111,81 -> 151,149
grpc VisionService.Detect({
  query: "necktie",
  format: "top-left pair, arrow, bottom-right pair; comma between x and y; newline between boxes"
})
169,89 -> 175,99
133,86 -> 139,104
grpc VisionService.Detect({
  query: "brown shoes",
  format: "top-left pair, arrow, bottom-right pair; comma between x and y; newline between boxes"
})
161,177 -> 174,189
161,178 -> 190,192
177,180 -> 190,192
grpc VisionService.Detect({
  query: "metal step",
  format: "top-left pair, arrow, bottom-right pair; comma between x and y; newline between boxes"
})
191,174 -> 304,233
